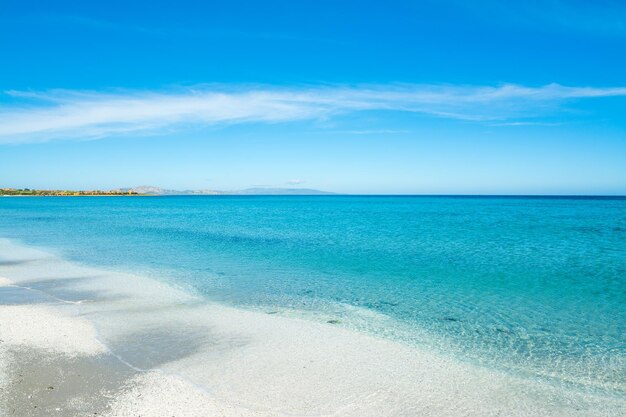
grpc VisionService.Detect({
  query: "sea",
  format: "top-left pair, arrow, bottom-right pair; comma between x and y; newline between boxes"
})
0,195 -> 624,398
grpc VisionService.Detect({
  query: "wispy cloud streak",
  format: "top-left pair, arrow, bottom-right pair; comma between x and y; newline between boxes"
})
1,83 -> 625,144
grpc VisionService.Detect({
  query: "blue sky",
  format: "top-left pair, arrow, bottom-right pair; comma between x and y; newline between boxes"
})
1,0 -> 625,194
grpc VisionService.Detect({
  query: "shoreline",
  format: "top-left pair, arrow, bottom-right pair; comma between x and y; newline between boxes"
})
1,238 -> 624,416
0,195 -> 149,198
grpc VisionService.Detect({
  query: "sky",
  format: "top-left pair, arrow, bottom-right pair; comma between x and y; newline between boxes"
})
1,0 -> 625,194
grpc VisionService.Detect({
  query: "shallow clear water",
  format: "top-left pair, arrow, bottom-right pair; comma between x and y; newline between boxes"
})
0,196 -> 624,395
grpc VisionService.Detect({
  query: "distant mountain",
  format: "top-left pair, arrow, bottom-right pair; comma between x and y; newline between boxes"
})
125,186 -> 168,194
125,186 -> 333,196
122,186 -> 218,195
232,188 -> 334,195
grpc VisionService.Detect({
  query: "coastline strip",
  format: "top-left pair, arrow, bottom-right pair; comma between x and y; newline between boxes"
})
1,239 -> 624,416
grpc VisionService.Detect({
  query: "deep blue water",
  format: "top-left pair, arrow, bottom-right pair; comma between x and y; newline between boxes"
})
0,196 -> 624,394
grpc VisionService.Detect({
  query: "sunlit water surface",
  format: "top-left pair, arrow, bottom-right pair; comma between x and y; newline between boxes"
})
1,196 -> 624,396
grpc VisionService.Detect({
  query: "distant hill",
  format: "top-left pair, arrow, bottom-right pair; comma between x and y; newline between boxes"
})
232,188 -> 334,195
126,186 -> 334,196
126,186 -> 219,195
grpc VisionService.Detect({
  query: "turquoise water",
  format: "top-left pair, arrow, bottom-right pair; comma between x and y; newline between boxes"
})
0,196 -> 624,395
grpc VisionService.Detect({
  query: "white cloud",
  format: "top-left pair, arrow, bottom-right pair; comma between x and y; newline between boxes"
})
286,179 -> 305,185
1,83 -> 625,144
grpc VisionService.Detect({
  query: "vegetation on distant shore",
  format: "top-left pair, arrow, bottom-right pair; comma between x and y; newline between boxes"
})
0,188 -> 140,196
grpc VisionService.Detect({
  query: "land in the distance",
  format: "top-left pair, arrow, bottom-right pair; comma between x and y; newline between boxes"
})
0,186 -> 334,196
0,188 -> 140,196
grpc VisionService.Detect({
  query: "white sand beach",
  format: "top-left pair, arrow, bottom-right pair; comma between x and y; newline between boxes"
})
1,239 -> 624,417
